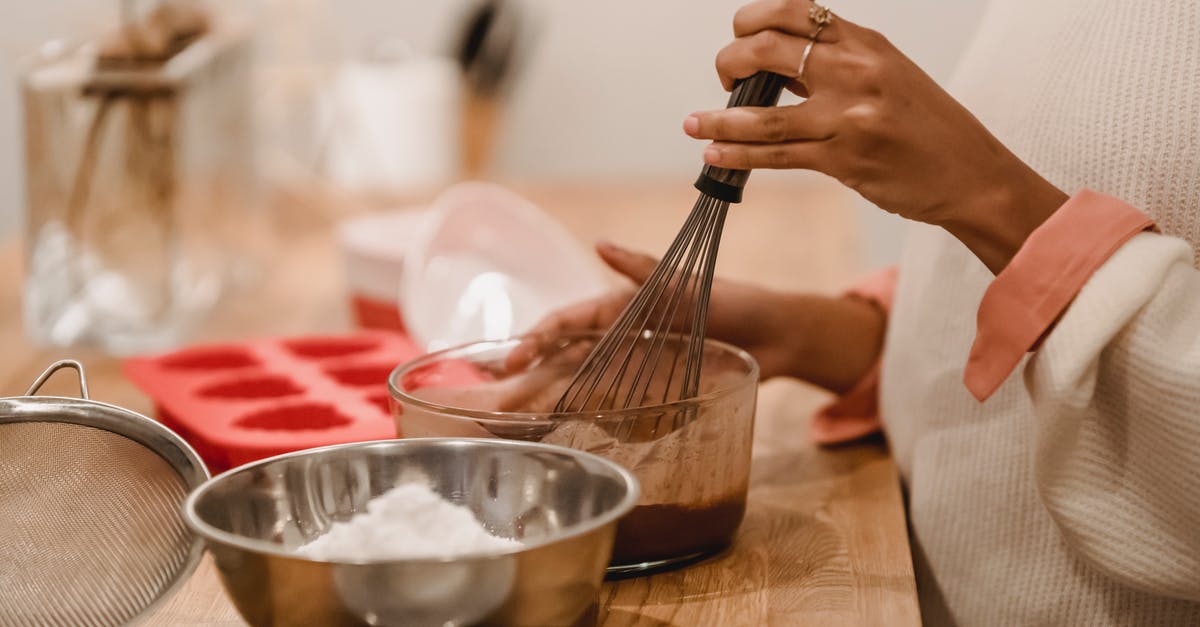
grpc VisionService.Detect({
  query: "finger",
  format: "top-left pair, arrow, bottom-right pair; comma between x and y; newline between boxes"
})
684,102 -> 835,143
703,139 -> 828,171
733,0 -> 843,42
715,29 -> 833,91
596,241 -> 659,284
504,293 -> 630,371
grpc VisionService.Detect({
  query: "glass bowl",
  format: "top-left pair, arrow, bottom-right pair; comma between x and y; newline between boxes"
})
387,333 -> 759,576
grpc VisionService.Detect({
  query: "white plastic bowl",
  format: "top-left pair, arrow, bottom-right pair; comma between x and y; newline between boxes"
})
401,182 -> 608,350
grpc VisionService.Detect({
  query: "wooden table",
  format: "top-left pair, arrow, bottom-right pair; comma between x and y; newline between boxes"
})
1,179 -> 919,625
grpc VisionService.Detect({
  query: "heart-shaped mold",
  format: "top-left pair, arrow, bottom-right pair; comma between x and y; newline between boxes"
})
199,376 -> 304,400
283,337 -> 379,360
324,364 -> 395,388
366,394 -> 392,415
161,348 -> 258,370
234,404 -> 353,431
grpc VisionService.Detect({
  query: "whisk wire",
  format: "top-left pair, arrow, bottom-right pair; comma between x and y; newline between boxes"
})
682,200 -> 728,401
556,194 -> 730,419
600,201 -> 709,409
556,196 -> 710,412
615,196 -> 719,408
553,71 -> 786,438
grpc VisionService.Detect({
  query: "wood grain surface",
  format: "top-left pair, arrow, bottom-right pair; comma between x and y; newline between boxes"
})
1,180 -> 919,626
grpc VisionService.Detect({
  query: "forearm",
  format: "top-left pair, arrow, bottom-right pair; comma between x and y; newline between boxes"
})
771,292 -> 886,394
940,157 -> 1069,275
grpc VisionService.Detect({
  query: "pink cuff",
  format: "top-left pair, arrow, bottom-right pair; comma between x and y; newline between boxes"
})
811,266 -> 897,445
964,190 -> 1156,401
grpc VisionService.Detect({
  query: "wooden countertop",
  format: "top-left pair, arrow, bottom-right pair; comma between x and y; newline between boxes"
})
1,179 -> 919,625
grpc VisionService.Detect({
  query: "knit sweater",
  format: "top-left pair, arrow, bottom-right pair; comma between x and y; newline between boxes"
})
880,0 -> 1200,624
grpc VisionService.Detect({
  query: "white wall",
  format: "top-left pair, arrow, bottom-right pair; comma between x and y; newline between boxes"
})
0,0 -> 988,264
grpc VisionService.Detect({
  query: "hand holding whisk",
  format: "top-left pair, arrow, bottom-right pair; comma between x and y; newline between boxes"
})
555,71 -> 791,415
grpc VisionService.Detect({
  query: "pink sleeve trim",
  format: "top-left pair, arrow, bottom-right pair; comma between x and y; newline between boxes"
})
964,190 -> 1156,401
810,266 -> 897,445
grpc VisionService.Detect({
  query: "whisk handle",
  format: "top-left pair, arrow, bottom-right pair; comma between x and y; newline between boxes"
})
694,71 -> 791,203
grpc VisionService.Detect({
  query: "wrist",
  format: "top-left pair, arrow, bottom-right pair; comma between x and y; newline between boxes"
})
942,165 -> 1068,274
775,293 -> 886,394
750,289 -> 810,380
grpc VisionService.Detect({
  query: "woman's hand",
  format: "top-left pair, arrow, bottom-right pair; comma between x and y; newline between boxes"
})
507,242 -> 886,394
687,0 -> 1069,273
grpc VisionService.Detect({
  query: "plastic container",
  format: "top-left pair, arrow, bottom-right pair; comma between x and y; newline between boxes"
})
401,182 -> 608,350
337,209 -> 431,331
387,333 -> 759,575
124,331 -> 419,470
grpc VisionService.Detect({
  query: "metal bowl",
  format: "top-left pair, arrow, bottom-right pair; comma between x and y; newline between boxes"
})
183,438 -> 639,627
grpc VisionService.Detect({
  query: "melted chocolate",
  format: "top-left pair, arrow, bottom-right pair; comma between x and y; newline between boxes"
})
610,494 -> 747,566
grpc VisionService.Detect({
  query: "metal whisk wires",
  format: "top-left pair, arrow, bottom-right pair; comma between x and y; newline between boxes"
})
554,194 -> 729,413
553,71 -> 790,418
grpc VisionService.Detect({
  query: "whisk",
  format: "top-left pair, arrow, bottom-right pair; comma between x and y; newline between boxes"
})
556,72 -> 790,414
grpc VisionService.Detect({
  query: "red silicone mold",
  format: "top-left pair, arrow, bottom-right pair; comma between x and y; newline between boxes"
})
123,330 -> 421,472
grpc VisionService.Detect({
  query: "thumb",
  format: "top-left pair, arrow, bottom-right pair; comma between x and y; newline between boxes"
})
596,241 -> 658,285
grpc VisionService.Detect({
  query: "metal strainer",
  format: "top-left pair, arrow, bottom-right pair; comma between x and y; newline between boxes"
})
0,360 -> 209,626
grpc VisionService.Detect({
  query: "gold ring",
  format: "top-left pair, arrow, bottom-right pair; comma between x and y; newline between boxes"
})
809,3 -> 834,40
797,38 -> 818,88
798,3 -> 833,88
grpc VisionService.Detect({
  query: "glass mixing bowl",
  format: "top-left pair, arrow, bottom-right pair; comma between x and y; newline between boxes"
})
387,333 -> 758,575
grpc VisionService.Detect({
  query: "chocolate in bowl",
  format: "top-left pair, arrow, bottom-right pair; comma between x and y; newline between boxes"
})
387,333 -> 759,575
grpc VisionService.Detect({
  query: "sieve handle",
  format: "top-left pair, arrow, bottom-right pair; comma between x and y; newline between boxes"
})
693,71 -> 791,204
26,360 -> 90,399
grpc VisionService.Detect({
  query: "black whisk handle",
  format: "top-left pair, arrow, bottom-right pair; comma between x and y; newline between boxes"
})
693,71 -> 791,203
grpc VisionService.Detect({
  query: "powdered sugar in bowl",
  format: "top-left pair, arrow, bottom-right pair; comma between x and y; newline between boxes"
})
184,438 -> 638,627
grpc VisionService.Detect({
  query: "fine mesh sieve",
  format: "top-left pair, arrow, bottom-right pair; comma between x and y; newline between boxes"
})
0,360 -> 209,627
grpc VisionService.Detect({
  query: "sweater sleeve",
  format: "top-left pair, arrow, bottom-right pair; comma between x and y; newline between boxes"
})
1023,228 -> 1200,601
965,191 -> 1155,399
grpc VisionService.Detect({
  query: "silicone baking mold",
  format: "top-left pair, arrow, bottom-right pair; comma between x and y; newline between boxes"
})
123,331 -> 420,471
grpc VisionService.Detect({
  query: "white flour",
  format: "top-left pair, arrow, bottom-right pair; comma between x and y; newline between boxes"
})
296,483 -> 521,561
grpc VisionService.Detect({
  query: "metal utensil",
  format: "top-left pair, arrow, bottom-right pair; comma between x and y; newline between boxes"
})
184,437 -> 639,626
0,360 -> 209,626
555,72 -> 789,417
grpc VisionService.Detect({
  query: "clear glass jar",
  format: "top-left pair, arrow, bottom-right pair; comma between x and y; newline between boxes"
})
388,333 -> 759,576
20,28 -> 254,354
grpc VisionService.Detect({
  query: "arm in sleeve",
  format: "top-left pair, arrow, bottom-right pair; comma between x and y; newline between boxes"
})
968,190 -> 1200,600
1027,231 -> 1200,601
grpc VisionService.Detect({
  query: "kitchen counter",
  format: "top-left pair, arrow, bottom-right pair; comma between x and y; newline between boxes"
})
0,179 -> 919,625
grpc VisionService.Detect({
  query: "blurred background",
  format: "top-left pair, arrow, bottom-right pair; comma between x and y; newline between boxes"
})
0,0 -> 999,357
0,0 -> 986,264
0,0 -> 995,491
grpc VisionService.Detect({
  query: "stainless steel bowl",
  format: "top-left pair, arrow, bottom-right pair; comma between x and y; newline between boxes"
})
183,438 -> 639,627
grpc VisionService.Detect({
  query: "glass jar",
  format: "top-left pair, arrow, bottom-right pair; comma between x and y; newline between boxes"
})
388,333 -> 759,575
20,25 -> 254,353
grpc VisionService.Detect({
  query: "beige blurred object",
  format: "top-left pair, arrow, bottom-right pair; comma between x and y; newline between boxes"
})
21,2 -> 256,354
97,0 -> 212,67
453,0 -> 530,178
461,92 -> 501,178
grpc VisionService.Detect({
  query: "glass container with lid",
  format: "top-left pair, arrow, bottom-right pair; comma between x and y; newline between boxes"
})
20,4 -> 255,353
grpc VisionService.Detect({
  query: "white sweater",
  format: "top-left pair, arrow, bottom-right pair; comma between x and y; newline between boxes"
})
881,0 -> 1200,624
